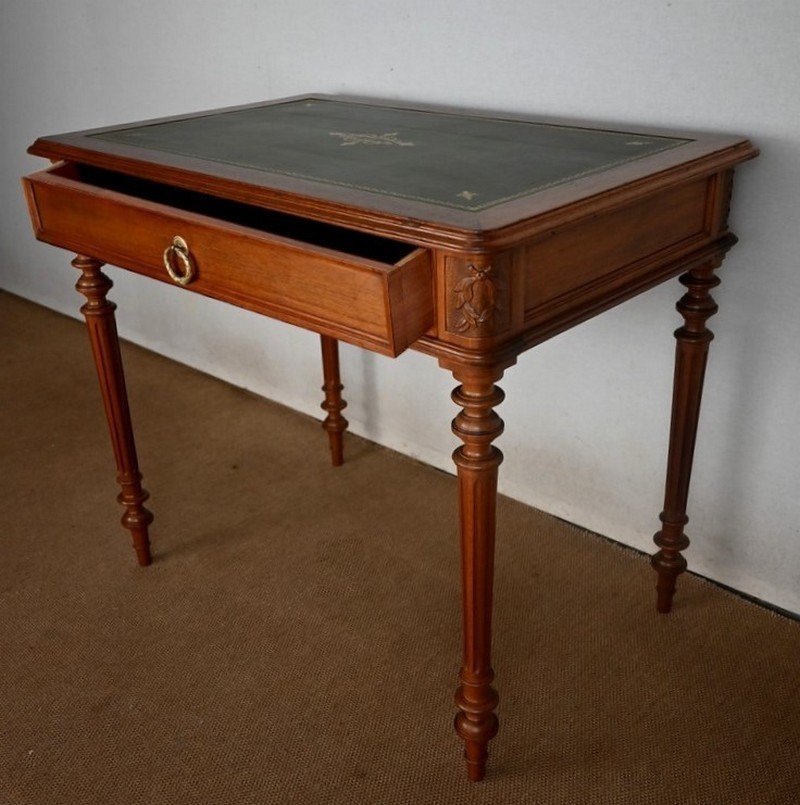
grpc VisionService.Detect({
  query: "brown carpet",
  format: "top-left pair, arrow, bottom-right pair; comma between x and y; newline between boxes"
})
0,289 -> 798,805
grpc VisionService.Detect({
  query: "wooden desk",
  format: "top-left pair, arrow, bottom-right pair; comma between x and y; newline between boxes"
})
22,95 -> 757,782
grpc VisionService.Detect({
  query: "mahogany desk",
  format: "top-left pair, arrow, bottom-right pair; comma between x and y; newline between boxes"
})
22,95 -> 757,782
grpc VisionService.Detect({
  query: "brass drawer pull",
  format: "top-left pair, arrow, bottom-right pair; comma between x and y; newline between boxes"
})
163,236 -> 194,285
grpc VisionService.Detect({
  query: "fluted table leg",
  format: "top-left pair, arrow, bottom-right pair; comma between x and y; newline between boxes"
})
73,255 -> 153,566
652,261 -> 721,612
320,335 -> 348,466
450,363 -> 505,781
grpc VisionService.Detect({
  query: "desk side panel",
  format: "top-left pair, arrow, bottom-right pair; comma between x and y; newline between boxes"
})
418,171 -> 735,366
522,177 -> 709,315
515,175 -> 731,345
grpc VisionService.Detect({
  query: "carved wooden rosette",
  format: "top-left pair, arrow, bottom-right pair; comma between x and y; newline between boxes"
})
450,363 -> 505,781
319,335 -> 348,467
73,255 -> 154,566
651,260 -> 721,612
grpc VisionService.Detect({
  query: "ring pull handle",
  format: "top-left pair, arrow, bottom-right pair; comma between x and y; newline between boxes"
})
163,236 -> 195,286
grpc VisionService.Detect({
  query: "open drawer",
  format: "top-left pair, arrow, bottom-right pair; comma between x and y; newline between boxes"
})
23,163 -> 434,356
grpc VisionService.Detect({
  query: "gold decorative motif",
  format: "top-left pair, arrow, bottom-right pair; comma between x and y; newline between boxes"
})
329,131 -> 414,147
457,191 -> 478,201
454,264 -> 497,332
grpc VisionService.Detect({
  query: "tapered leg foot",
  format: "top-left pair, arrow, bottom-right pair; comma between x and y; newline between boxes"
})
73,255 -> 153,566
651,527 -> 688,614
651,262 -> 720,611
320,335 -> 348,466
449,363 -> 505,781
118,472 -> 154,566
455,686 -> 499,781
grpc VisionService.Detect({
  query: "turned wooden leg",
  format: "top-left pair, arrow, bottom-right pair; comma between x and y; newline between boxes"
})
320,335 -> 348,467
450,364 -> 504,781
73,256 -> 153,566
652,262 -> 721,612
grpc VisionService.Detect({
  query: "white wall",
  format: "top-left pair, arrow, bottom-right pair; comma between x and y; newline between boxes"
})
2,1 -> 798,613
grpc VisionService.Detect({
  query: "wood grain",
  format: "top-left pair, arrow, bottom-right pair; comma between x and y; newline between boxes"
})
24,164 -> 433,357
72,255 -> 153,566
320,335 -> 347,467
651,261 -> 721,612
521,178 -> 709,313
449,363 -> 506,781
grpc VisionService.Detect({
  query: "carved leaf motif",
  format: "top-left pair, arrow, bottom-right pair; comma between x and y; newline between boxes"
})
454,264 -> 497,333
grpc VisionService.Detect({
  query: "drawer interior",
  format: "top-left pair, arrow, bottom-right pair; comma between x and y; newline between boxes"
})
52,163 -> 417,265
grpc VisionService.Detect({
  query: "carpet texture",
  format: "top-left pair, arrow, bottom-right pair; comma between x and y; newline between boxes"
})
1,290 -> 798,804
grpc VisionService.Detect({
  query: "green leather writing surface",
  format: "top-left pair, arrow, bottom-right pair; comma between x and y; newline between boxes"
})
92,99 -> 689,212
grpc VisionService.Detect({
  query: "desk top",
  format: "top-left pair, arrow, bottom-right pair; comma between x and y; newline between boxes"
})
29,94 -> 756,247
89,99 -> 686,212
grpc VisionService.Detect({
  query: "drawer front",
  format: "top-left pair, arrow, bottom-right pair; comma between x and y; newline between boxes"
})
23,166 -> 433,357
